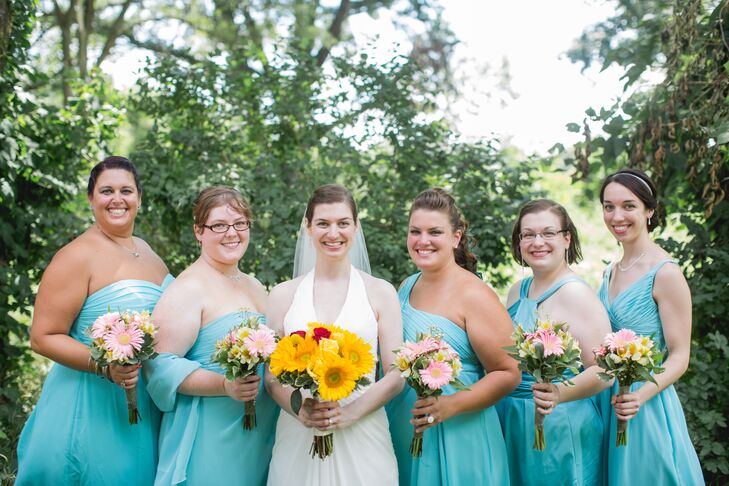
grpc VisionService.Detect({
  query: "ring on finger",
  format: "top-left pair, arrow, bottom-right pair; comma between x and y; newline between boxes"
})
427,415 -> 435,424
121,379 -> 126,387
327,418 -> 332,426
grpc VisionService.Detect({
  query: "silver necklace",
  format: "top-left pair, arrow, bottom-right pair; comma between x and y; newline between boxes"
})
97,226 -> 140,257
617,252 -> 646,272
206,260 -> 244,281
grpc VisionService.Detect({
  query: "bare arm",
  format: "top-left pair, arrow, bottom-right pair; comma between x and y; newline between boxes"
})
153,275 -> 257,400
324,277 -> 404,430
533,282 -> 613,413
413,281 -> 520,431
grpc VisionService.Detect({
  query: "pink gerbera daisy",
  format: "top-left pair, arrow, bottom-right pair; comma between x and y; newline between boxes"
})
103,320 -> 144,361
420,360 -> 453,390
90,312 -> 121,339
533,330 -> 565,357
605,329 -> 637,352
244,328 -> 277,358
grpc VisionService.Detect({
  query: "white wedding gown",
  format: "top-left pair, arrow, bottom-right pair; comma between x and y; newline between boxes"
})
267,267 -> 398,486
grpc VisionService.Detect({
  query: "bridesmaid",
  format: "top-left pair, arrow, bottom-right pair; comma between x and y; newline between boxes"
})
496,199 -> 611,485
145,186 -> 278,485
386,188 -> 519,485
16,156 -> 171,485
598,168 -> 704,485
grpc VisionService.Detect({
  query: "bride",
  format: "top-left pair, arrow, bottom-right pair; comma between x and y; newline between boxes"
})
265,184 -> 402,485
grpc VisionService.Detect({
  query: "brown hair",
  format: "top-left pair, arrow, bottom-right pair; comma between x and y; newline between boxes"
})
409,188 -> 477,273
87,156 -> 141,196
510,199 -> 583,266
193,186 -> 253,232
599,168 -> 660,232
304,184 -> 358,225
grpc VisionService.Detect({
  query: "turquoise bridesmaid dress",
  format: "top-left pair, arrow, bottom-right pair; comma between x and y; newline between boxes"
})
495,276 -> 604,486
145,311 -> 279,486
386,273 -> 510,486
16,276 -> 174,486
598,260 -> 704,485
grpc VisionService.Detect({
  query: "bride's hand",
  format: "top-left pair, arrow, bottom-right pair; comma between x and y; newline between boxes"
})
297,398 -> 340,429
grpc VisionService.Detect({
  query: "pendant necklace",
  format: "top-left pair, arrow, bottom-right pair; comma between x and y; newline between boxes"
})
97,225 -> 140,257
617,251 -> 646,272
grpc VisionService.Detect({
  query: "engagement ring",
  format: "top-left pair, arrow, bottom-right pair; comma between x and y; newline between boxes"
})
427,415 -> 435,424
121,379 -> 126,387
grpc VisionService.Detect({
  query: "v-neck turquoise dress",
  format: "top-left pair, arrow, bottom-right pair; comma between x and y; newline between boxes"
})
145,311 -> 279,486
495,276 -> 604,486
598,260 -> 704,485
16,276 -> 174,486
386,273 -> 510,486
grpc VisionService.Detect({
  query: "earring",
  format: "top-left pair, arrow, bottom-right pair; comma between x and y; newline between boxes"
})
564,249 -> 569,264
648,215 -> 652,225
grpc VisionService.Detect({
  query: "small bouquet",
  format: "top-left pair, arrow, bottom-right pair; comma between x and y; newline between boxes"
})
593,329 -> 665,446
269,323 -> 374,459
86,310 -> 157,424
503,318 -> 582,451
392,330 -> 467,458
211,316 -> 277,430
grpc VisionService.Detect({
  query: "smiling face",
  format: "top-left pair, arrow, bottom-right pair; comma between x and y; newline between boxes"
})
195,204 -> 250,265
407,209 -> 462,271
306,202 -> 357,261
88,168 -> 141,232
518,210 -> 571,272
602,182 -> 654,243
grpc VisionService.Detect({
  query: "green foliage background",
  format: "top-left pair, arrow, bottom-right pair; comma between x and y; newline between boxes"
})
1,0 -> 727,483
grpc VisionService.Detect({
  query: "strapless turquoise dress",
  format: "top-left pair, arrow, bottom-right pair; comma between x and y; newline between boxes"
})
386,273 -> 510,485
598,260 -> 704,485
495,276 -> 604,486
15,276 -> 174,486
145,311 -> 279,486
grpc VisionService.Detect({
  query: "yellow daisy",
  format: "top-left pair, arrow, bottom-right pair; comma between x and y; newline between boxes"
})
313,353 -> 359,402
338,332 -> 374,378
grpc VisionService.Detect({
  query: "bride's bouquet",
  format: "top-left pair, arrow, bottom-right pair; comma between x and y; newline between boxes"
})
593,329 -> 664,446
269,322 -> 374,459
392,330 -> 467,458
211,316 -> 277,430
503,318 -> 582,450
86,310 -> 157,424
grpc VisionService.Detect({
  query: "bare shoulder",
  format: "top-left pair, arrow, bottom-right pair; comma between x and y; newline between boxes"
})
43,232 -> 95,281
460,272 -> 500,306
654,261 -> 688,293
360,271 -> 397,300
134,236 -> 168,273
268,276 -> 303,305
506,280 -> 522,308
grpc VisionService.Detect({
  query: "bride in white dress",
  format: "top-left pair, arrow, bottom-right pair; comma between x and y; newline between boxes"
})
266,184 -> 402,485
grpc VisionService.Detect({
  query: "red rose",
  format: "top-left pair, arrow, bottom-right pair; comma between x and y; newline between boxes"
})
312,327 -> 331,342
290,330 -> 307,339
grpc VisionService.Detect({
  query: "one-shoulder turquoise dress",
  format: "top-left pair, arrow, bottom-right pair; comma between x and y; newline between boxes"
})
386,273 -> 510,486
16,276 -> 174,486
495,276 -> 604,486
145,311 -> 279,486
598,260 -> 704,485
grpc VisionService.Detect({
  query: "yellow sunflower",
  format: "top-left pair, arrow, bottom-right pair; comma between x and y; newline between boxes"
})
312,353 -> 359,402
338,332 -> 374,378
270,335 -> 319,375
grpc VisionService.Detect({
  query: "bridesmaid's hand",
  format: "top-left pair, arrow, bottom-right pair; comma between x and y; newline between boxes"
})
109,363 -> 140,390
298,398 -> 340,429
611,391 -> 643,421
532,382 -> 560,416
410,396 -> 455,433
224,375 -> 260,402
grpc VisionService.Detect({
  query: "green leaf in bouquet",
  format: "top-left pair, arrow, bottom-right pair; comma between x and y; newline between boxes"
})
451,378 -> 470,391
636,365 -> 658,385
597,372 -> 614,382
290,388 -> 302,415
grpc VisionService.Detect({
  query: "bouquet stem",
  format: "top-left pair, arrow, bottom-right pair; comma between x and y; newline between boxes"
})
410,430 -> 423,457
310,433 -> 334,459
533,408 -> 546,451
125,385 -> 139,425
616,384 -> 630,447
243,400 -> 256,430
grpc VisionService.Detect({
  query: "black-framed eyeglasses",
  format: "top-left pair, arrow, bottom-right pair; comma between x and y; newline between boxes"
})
519,229 -> 568,242
202,221 -> 251,233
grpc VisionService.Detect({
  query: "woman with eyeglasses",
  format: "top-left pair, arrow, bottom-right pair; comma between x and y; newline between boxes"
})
145,186 -> 278,485
495,199 -> 611,486
597,169 -> 703,485
16,157 -> 171,485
